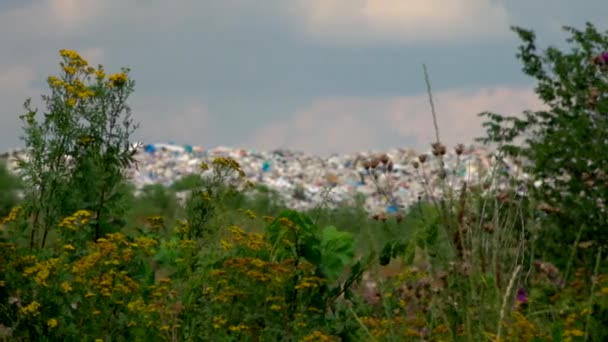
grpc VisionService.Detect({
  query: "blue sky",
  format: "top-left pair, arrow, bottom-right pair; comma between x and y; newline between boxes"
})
0,0 -> 606,155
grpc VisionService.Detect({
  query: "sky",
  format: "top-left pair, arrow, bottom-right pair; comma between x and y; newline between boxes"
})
0,0 -> 606,156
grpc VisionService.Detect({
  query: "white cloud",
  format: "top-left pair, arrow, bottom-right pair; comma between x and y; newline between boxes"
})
133,97 -> 215,146
0,0 -> 107,41
292,0 -> 511,43
247,86 -> 545,155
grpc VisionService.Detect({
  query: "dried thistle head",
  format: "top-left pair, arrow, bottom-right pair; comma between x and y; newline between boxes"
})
363,160 -> 371,170
455,143 -> 465,156
412,161 -> 420,169
395,213 -> 403,223
380,153 -> 390,165
370,158 -> 380,169
418,154 -> 427,164
379,212 -> 388,222
431,142 -> 446,156
482,223 -> 495,234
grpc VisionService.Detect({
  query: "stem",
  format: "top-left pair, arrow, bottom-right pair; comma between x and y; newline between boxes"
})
496,265 -> 521,341
422,63 -> 440,144
584,247 -> 602,341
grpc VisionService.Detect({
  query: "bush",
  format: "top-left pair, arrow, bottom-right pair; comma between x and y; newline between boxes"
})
478,23 -> 608,267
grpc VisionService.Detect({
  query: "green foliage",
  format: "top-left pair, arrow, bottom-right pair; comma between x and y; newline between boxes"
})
0,161 -> 22,218
15,50 -> 138,248
266,210 -> 354,283
4,31 -> 608,340
478,23 -> 608,266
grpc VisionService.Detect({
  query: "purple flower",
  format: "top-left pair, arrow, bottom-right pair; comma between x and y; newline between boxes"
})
594,52 -> 608,65
516,287 -> 528,306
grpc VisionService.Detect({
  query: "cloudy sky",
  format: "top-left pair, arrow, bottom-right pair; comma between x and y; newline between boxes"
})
0,1 -> 606,155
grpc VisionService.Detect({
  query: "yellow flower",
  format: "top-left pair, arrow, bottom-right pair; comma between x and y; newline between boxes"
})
108,72 -> 128,87
212,316 -> 227,329
63,66 -> 77,75
95,69 -> 105,79
270,304 -> 281,311
220,239 -> 233,251
94,339 -> 103,342
2,205 -> 22,224
66,98 -> 76,108
59,49 -> 82,60
63,244 -> 76,252
228,324 -> 248,332
61,281 -> 73,293
47,318 -> 58,329
300,330 -> 336,342
20,301 -> 41,316
47,76 -> 63,88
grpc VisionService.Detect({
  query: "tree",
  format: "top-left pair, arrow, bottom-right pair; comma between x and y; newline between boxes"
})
478,23 -> 608,264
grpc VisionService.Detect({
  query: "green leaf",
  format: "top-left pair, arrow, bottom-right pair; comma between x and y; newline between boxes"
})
318,225 -> 354,282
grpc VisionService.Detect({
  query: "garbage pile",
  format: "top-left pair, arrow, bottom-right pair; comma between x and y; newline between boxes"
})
2,142 -> 530,214
105,142 -> 531,213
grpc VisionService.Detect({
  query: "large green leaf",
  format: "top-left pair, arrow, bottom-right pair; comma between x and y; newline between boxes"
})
318,225 -> 354,282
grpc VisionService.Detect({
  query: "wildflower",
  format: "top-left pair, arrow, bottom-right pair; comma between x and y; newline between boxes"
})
228,324 -> 248,332
220,239 -> 233,251
270,304 -> 281,311
2,205 -> 22,224
593,51 -> 608,65
61,282 -> 73,293
516,287 -> 528,307
147,216 -> 165,230
47,76 -> 63,88
300,330 -> 336,342
63,66 -> 77,75
212,316 -> 227,329
243,209 -> 256,220
59,49 -> 82,60
95,69 -> 105,79
47,318 -> 58,329
20,301 -> 41,316
108,72 -> 128,87
63,244 -> 76,252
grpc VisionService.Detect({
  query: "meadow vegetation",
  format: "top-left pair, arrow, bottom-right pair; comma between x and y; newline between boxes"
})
1,23 -> 608,341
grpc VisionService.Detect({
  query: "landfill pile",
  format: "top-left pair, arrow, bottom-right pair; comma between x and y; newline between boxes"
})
1,142 -> 529,214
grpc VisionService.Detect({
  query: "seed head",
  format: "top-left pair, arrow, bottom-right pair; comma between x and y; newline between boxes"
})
455,143 -> 465,156
418,154 -> 427,164
380,154 -> 390,164
370,158 -> 380,169
432,142 -> 446,156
